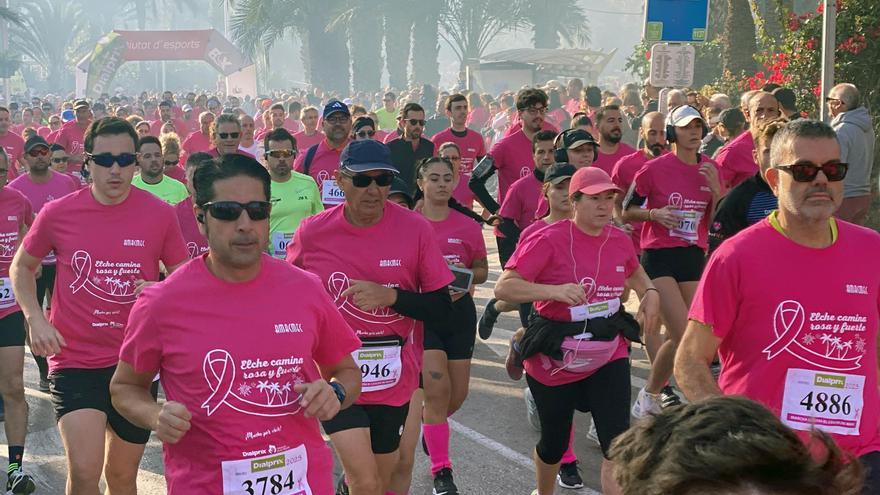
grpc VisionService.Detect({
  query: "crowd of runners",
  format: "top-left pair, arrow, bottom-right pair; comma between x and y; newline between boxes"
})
0,74 -> 876,495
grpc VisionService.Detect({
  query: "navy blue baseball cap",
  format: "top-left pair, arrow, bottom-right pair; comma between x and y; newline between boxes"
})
340,140 -> 398,173
323,99 -> 351,120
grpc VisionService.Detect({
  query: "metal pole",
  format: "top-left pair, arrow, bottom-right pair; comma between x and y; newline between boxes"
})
819,0 -> 836,122
1,0 -> 9,105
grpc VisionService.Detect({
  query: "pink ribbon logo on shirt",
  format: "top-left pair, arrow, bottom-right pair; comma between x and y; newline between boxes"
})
186,242 -> 199,259
763,300 -> 862,371
668,192 -> 683,209
316,170 -> 330,188
201,349 -> 303,417
579,277 -> 597,299
327,271 -> 404,325
519,166 -> 530,178
69,250 -> 138,304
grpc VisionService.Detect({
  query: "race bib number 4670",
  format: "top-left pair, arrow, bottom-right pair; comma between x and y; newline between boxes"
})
222,445 -> 312,495
780,368 -> 865,436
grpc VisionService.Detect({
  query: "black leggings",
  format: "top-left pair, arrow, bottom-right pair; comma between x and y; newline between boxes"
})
526,358 -> 631,462
33,264 -> 56,380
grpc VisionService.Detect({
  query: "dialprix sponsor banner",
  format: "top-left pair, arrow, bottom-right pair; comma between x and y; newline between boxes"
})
85,32 -> 126,99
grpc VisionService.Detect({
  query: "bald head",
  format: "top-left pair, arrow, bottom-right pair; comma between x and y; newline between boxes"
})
641,111 -> 665,131
829,83 -> 860,111
748,91 -> 781,129
641,111 -> 667,157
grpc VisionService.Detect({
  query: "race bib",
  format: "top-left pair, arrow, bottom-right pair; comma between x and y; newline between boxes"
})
780,368 -> 865,436
44,251 -> 57,265
222,445 -> 312,495
353,338 -> 403,392
270,232 -> 294,259
0,277 -> 15,307
670,209 -> 703,243
569,298 -> 620,322
321,179 -> 345,205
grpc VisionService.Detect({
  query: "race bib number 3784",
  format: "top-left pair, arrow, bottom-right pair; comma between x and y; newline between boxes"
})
222,445 -> 312,495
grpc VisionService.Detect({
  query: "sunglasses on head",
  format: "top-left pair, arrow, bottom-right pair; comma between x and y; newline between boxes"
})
356,130 -> 375,138
775,161 -> 848,182
266,149 -> 296,159
343,172 -> 395,188
217,132 -> 240,139
86,153 -> 138,168
403,119 -> 425,126
202,201 -> 272,221
27,148 -> 50,157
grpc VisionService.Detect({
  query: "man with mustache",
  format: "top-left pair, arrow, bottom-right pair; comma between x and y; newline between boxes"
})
593,105 -> 636,175
294,100 -> 352,208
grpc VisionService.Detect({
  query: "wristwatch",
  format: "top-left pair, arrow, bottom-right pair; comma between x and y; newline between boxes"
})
329,381 -> 346,405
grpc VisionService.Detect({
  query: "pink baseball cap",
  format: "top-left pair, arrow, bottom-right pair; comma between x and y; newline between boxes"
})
569,167 -> 621,196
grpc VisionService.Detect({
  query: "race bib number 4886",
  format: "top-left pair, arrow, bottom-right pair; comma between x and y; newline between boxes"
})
780,368 -> 865,436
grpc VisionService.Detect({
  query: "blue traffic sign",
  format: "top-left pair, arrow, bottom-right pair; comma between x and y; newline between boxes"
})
643,0 -> 710,43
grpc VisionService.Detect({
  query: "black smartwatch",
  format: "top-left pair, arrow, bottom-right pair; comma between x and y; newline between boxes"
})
329,381 -> 346,405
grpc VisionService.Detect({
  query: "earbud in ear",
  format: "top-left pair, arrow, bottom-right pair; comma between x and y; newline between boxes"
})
197,214 -> 205,224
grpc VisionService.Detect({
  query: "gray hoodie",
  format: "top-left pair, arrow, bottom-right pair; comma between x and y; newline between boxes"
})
831,106 -> 875,197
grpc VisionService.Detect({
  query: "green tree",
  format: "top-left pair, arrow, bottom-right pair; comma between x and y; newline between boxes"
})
722,0 -> 759,77
410,1 -> 443,88
439,0 -> 526,72
521,0 -> 590,49
383,0 -> 414,90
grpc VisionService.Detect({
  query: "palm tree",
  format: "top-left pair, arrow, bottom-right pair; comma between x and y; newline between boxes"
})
439,0 -> 527,72
410,1 -> 444,87
10,0 -> 89,92
329,0 -> 384,92
722,0 -> 758,77
383,0 -> 414,90
520,0 -> 590,49
0,6 -> 22,25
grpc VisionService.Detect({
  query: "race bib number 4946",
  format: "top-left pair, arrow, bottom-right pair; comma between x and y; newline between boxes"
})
222,445 -> 312,495
780,368 -> 865,436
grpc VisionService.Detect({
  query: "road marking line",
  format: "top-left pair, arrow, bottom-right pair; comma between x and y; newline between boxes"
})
448,419 -> 602,495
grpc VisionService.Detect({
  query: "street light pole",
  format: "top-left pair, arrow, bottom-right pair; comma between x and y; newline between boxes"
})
819,0 -> 836,122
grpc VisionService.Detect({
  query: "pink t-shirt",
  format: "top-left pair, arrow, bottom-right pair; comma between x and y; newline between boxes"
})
714,131 -> 757,190
165,166 -> 187,184
284,117 -> 303,133
287,203 -> 453,406
506,221 -> 637,386
9,170 -> 79,264
181,131 -> 212,167
175,197 -> 208,259
293,139 -> 348,206
611,150 -> 652,253
498,172 -> 542,231
518,218 -> 553,245
53,123 -> 87,163
564,98 -> 582,117
37,127 -> 51,138
291,130 -> 324,154
466,107 -> 491,130
149,118 -> 187,137
120,254 -> 359,494
22,187 -> 188,371
430,128 -> 486,206
0,131 -> 24,179
632,153 -> 717,251
689,219 -> 880,456
0,187 -> 33,320
489,129 -> 536,203
425,209 -> 487,268
593,143 -> 637,175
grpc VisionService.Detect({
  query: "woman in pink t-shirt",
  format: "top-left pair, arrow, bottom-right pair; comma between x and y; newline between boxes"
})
415,157 -> 488,494
495,167 -> 660,495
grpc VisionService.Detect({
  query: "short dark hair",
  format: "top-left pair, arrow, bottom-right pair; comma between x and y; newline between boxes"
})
595,105 -> 621,124
445,93 -> 468,112
263,127 -> 297,153
532,130 -> 556,153
515,88 -> 549,112
50,143 -> 65,152
288,101 -> 302,114
772,87 -> 797,111
269,103 -> 285,112
84,117 -> 138,154
399,102 -> 425,119
193,154 -> 271,207
610,395 -> 863,495
571,114 -> 592,129
584,86 -> 602,107
185,151 -> 213,170
770,119 -> 838,169
137,135 -> 161,152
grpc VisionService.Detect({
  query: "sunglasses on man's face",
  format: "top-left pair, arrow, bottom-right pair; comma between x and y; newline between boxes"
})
202,201 -> 272,221
27,148 -> 50,157
86,153 -> 138,168
343,172 -> 395,188
52,157 -> 69,164
403,119 -> 425,127
217,132 -> 240,140
775,160 -> 848,182
266,149 -> 296,159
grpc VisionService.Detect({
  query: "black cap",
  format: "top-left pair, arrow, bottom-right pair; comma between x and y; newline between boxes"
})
323,99 -> 351,120
544,163 -> 576,184
24,135 -> 50,153
388,177 -> 413,207
562,129 -> 597,149
353,116 -> 376,134
339,140 -> 397,173
72,99 -> 89,110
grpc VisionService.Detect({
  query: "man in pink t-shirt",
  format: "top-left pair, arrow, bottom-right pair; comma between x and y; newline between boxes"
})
293,100 -> 352,208
287,139 -> 453,494
111,154 -> 362,494
0,106 -> 25,180
149,100 -> 187,137
10,117 -> 188,495
676,119 -> 880,492
593,105 -> 637,175
496,130 -> 556,244
51,99 -> 92,178
715,91 -> 782,189
180,111 -> 215,166
431,94 -> 487,207
291,106 -> 323,153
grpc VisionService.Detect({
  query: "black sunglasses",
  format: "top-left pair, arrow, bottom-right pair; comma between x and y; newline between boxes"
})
775,161 -> 848,182
86,153 -> 138,168
202,201 -> 272,221
343,172 -> 395,188
403,119 -> 425,126
164,159 -> 179,166
356,130 -> 375,138
51,157 -> 69,163
217,132 -> 240,139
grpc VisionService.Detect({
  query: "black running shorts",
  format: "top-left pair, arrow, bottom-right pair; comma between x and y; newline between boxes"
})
50,366 -> 159,444
424,293 -> 477,360
322,403 -> 410,454
0,311 -> 25,347
640,246 -> 706,282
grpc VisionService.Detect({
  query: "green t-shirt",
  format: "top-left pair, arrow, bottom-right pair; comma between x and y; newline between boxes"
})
268,171 -> 323,258
131,174 -> 189,205
373,107 -> 398,131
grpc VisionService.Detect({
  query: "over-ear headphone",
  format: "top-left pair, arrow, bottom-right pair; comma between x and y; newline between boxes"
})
197,213 -> 205,224
553,128 -> 598,163
666,105 -> 710,144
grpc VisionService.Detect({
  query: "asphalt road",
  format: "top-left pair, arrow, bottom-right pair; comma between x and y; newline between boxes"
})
1,226 -> 663,494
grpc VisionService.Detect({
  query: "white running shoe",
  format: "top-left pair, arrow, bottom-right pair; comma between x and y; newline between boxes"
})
631,387 -> 662,419
524,387 -> 541,432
